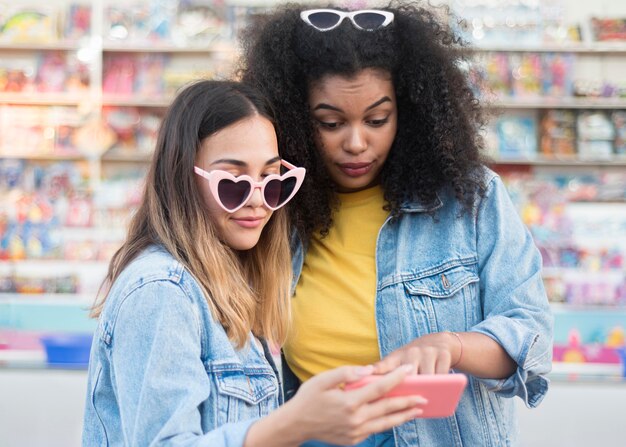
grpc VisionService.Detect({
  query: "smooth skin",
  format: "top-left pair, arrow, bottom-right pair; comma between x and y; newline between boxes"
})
308,68 -> 397,193
195,115 -> 280,250
308,68 -> 517,379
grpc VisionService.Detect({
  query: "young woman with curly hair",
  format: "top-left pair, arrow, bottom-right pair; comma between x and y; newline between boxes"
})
239,3 -> 553,446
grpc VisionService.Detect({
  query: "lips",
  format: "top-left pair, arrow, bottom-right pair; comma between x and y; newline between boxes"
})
338,162 -> 374,177
231,216 -> 265,228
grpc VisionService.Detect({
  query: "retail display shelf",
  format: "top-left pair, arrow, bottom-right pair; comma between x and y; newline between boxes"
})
102,42 -> 236,54
101,152 -> 152,162
0,41 -> 84,51
0,93 -> 90,106
551,361 -> 625,380
471,43 -> 626,54
491,157 -> 626,166
486,97 -> 626,109
0,152 -> 151,162
542,267 -> 625,277
550,303 -> 626,313
0,349 -> 46,364
0,293 -> 94,305
0,153 -> 92,162
0,259 -> 109,267
55,226 -> 126,239
101,95 -> 171,107
0,353 -> 91,370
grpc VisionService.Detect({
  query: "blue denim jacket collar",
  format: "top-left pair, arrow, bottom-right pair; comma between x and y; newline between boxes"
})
399,194 -> 443,214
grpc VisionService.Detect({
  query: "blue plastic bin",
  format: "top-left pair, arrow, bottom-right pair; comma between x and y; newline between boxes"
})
40,333 -> 93,365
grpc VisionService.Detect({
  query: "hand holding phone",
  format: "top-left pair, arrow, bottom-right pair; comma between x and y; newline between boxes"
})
344,373 -> 467,418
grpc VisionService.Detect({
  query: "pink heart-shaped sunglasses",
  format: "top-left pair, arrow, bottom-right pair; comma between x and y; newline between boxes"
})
194,159 -> 306,213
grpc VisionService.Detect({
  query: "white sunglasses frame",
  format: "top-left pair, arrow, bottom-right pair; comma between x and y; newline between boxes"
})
300,9 -> 395,32
194,159 -> 305,213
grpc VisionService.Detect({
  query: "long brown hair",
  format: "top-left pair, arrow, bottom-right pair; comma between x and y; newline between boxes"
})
91,80 -> 292,348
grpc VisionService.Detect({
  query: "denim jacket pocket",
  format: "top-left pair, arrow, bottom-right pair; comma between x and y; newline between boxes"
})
403,260 -> 480,332
212,364 -> 279,423
404,261 -> 478,298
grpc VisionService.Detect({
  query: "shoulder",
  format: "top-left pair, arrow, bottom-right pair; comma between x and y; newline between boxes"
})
97,246 -> 212,341
403,166 -> 499,214
102,246 -> 205,320
117,245 -> 185,285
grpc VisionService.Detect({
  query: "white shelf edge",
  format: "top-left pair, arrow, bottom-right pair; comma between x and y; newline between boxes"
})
101,153 -> 152,162
0,350 -> 46,363
491,157 -> 626,167
470,43 -> 626,54
550,362 -> 624,378
0,93 -> 93,106
543,267 -> 626,275
0,153 -> 150,162
101,96 -> 172,107
0,293 -> 95,306
0,259 -> 110,266
0,153 -> 93,161
550,303 -> 626,313
0,41 -> 84,51
102,43 -> 236,54
485,97 -> 626,109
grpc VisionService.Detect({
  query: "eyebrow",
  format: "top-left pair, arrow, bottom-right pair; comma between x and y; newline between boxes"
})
312,96 -> 392,113
209,156 -> 281,167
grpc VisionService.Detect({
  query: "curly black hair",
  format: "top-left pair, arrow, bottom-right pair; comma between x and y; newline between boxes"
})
239,1 -> 488,240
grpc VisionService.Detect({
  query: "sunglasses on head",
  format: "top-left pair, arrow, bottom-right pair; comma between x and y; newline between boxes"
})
194,159 -> 305,213
300,9 -> 394,32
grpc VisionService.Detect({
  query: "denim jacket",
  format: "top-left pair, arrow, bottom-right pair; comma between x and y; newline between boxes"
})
285,170 -> 553,447
82,246 -> 282,447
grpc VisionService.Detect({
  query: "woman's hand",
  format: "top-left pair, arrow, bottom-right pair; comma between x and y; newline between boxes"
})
245,365 -> 426,447
373,331 -> 517,379
373,332 -> 461,375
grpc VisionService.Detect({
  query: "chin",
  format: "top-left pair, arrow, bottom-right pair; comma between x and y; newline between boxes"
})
227,236 -> 262,251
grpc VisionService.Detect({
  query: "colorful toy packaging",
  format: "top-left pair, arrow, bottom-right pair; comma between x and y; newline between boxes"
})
577,112 -> 615,160
554,327 -> 626,371
64,3 -> 91,41
0,6 -> 56,43
495,115 -> 538,160
590,17 -> 626,42
540,110 -> 577,158
541,53 -> 574,97
104,1 -> 228,46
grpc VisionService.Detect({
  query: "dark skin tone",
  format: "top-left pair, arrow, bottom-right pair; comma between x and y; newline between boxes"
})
309,69 -> 517,379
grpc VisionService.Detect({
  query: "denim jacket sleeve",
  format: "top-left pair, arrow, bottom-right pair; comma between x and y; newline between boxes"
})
470,174 -> 554,408
110,280 -> 257,446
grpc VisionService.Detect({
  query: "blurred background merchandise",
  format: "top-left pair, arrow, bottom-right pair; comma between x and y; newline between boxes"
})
1,1 -> 626,446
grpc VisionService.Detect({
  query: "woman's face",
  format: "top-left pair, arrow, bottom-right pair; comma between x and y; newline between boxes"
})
308,68 -> 397,193
195,115 -> 280,251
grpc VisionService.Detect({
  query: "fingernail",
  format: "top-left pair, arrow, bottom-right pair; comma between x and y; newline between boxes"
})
355,365 -> 374,376
412,396 -> 428,405
401,364 -> 414,373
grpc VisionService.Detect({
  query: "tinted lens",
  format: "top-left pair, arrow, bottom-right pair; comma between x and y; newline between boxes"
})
264,179 -> 283,207
264,178 -> 297,208
353,12 -> 387,30
217,179 -> 251,210
307,11 -> 341,29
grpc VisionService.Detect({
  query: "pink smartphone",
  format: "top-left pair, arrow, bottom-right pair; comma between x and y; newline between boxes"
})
344,373 -> 467,419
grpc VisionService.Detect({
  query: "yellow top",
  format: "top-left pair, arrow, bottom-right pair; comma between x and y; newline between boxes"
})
283,185 -> 389,382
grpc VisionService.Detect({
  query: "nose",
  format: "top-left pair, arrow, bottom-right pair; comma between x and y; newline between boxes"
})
245,186 -> 265,208
344,126 -> 367,155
